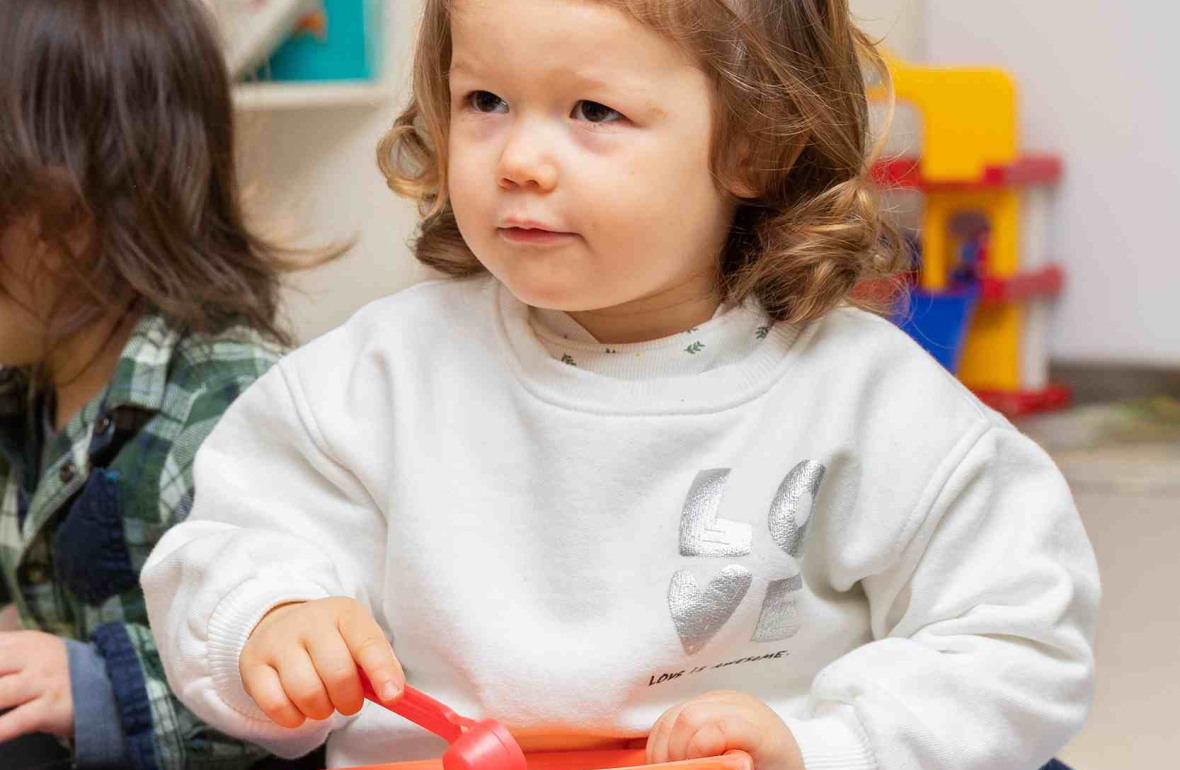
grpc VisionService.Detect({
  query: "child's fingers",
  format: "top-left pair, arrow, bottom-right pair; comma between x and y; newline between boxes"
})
0,673 -> 34,711
665,702 -> 730,762
277,648 -> 336,721
0,700 -> 42,744
671,705 -> 766,764
306,629 -> 365,716
646,702 -> 690,765
682,721 -> 730,761
242,664 -> 305,728
338,607 -> 404,702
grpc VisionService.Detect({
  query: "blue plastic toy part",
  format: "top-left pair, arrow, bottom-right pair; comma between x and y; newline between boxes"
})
895,287 -> 980,374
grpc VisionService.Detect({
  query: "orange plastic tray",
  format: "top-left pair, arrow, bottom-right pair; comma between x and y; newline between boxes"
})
334,748 -> 754,770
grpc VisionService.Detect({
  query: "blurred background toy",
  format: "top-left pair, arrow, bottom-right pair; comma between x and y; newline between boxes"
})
203,0 -> 320,77
873,54 -> 1070,417
203,0 -> 381,83
264,0 -> 382,82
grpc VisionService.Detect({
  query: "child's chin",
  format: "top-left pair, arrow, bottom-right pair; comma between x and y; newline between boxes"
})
494,273 -> 593,313
505,284 -> 579,312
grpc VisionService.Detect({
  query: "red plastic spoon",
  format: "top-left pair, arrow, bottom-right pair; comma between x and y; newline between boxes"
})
360,673 -> 528,770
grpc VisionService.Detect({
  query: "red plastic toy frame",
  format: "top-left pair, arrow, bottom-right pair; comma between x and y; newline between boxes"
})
872,155 -> 1064,192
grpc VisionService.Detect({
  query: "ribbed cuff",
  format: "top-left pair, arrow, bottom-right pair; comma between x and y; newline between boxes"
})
785,708 -> 877,770
66,640 -> 132,769
207,578 -> 330,720
90,624 -> 157,770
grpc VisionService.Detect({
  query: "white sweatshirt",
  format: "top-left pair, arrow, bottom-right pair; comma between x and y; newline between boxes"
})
142,276 -> 1099,770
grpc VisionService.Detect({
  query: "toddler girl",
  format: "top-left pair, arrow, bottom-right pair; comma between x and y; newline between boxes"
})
144,1 -> 1099,769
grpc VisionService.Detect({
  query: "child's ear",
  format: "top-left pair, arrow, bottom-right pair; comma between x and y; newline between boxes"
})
724,173 -> 760,200
722,136 -> 806,200
721,136 -> 759,199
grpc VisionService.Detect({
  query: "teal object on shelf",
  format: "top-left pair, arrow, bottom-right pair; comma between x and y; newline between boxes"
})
265,0 -> 381,81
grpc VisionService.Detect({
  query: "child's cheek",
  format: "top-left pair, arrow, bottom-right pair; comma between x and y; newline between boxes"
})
447,137 -> 498,220
448,113 -> 503,181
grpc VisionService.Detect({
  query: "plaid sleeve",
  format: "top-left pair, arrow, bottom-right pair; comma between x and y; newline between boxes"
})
156,376 -> 263,525
98,378 -> 275,770
93,621 -> 269,770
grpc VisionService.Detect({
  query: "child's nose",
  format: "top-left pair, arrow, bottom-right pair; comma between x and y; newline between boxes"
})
497,121 -> 558,192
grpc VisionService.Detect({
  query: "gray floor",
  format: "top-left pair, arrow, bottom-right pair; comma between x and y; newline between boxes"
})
1020,401 -> 1180,769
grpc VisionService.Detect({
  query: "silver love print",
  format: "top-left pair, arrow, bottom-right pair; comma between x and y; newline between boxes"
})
668,565 -> 753,655
679,469 -> 752,558
667,461 -> 828,653
767,460 -> 826,557
751,574 -> 803,642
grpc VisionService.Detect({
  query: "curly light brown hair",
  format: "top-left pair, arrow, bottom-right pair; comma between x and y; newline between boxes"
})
379,0 -> 906,324
0,0 -> 338,349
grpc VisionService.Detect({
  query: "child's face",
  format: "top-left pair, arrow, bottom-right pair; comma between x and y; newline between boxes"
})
0,222 -> 53,366
446,0 -> 736,315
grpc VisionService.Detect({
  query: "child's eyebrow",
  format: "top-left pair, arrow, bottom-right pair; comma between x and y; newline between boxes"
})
553,68 -> 612,92
560,69 -> 669,117
451,58 -> 628,90
447,59 -> 667,118
449,58 -> 477,76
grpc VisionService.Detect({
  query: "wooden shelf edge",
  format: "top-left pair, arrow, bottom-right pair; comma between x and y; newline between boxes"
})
233,80 -> 393,111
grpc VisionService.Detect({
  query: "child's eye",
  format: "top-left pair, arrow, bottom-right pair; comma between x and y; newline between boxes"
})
467,90 -> 508,113
572,100 -> 624,124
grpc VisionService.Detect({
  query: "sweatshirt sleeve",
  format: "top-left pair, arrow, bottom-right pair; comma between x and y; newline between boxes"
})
142,362 -> 390,759
66,639 -> 131,769
782,426 -> 1100,770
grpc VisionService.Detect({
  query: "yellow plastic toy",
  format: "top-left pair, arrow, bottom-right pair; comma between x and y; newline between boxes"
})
871,54 -> 1069,416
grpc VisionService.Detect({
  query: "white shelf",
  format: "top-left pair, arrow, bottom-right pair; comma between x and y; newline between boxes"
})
233,80 -> 392,111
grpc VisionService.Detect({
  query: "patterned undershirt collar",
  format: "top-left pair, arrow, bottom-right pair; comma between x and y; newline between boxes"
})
530,302 -> 776,380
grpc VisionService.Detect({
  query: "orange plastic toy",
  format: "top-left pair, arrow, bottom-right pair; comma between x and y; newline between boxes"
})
358,675 -> 526,770
333,748 -> 754,770
342,673 -> 751,770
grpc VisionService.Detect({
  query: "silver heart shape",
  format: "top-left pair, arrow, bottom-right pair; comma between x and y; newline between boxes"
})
668,565 -> 753,655
679,469 -> 752,557
768,460 -> 826,557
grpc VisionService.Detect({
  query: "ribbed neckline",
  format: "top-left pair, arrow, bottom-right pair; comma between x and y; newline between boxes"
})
530,301 -> 775,381
492,281 -> 810,416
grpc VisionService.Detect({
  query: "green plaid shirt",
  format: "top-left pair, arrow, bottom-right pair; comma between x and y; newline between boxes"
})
0,312 -> 284,770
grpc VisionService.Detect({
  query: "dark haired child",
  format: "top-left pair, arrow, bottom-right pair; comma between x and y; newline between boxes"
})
0,0 -> 332,767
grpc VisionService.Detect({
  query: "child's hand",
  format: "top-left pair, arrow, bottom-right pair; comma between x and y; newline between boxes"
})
646,691 -> 804,770
0,631 -> 73,742
239,597 -> 405,728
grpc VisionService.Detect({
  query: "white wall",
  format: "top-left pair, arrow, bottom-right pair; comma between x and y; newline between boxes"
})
923,1 -> 1180,366
240,0 -> 427,343
851,0 -> 926,60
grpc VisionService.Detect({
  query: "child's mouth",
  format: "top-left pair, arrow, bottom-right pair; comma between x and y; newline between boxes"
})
498,227 -> 578,245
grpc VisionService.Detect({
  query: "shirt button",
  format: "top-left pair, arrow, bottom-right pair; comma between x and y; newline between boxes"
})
58,462 -> 77,484
97,416 -> 114,435
26,565 -> 48,584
